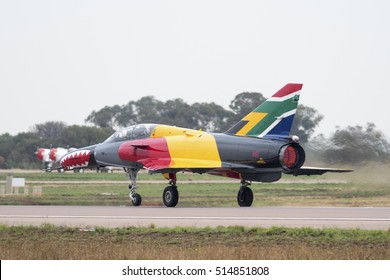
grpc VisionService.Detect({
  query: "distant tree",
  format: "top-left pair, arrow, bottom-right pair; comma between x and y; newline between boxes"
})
115,101 -> 137,127
95,96 -> 165,127
59,125 -> 114,148
32,121 -> 67,139
133,96 -> 164,123
85,105 -> 121,128
0,123 -> 115,169
228,92 -> 266,124
0,133 -> 13,169
0,156 -> 6,169
84,92 -> 323,142
310,123 -> 390,164
0,133 -> 13,157
159,99 -> 198,128
6,132 -> 42,169
192,102 -> 234,132
85,96 -> 233,131
291,105 -> 323,143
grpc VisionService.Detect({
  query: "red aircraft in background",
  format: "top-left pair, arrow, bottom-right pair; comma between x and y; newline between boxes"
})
36,147 -> 74,172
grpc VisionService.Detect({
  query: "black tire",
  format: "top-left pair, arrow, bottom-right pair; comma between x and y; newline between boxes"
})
237,187 -> 254,207
163,186 -> 179,207
132,193 -> 142,206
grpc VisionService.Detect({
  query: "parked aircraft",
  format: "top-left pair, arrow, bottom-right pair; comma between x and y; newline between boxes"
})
36,147 -> 52,171
58,83 -> 352,207
36,147 -> 74,172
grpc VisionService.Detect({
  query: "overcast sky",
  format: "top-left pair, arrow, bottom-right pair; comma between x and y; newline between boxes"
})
1,0 -> 389,137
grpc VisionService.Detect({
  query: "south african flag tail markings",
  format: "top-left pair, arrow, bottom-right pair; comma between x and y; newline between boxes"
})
226,83 -> 302,139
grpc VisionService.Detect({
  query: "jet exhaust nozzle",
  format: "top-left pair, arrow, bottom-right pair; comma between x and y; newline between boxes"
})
279,144 -> 305,172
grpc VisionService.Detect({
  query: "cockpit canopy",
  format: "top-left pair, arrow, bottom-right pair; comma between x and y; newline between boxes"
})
104,124 -> 157,143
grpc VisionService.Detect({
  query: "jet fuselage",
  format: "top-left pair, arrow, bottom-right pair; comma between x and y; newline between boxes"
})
60,124 -> 305,182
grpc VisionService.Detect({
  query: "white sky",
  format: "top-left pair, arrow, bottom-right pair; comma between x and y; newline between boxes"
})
1,0 -> 389,137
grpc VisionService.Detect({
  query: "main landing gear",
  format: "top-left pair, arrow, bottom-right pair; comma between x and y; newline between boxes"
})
162,173 -> 179,207
125,168 -> 180,207
237,180 -> 254,207
126,168 -> 252,207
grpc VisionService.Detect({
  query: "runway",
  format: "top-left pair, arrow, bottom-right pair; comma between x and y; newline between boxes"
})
1,205 -> 390,229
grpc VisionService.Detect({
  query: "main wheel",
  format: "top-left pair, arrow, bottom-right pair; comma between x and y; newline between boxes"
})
163,186 -> 179,207
237,187 -> 254,207
131,193 -> 142,206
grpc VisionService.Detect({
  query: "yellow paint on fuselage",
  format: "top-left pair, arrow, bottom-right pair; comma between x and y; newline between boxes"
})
151,125 -> 222,168
236,112 -> 267,136
151,125 -> 201,138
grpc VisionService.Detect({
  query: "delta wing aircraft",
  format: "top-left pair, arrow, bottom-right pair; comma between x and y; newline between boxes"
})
58,83 -> 351,207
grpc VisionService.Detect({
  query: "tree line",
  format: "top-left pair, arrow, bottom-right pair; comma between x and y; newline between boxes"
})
0,124 -> 113,169
0,92 -> 389,169
84,93 -> 322,143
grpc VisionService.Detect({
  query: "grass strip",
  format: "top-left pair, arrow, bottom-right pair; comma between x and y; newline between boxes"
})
1,224 -> 390,260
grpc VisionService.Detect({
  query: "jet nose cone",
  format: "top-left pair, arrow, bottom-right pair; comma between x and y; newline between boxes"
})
60,149 -> 91,169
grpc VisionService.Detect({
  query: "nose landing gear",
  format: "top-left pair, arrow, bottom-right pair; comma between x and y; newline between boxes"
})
125,167 -> 142,206
125,168 -> 179,207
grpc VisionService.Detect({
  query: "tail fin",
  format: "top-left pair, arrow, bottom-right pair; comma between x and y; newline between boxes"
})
226,83 -> 302,138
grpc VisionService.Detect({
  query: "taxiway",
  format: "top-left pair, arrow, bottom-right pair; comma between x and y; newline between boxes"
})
0,205 -> 389,229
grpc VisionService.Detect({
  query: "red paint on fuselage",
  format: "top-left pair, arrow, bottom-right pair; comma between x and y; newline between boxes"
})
207,169 -> 241,179
118,137 -> 171,167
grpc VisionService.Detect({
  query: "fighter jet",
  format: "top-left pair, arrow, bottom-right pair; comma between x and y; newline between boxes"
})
58,83 -> 352,207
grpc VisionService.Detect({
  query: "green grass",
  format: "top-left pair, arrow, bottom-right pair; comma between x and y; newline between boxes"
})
2,165 -> 390,207
0,169 -> 232,181
2,177 -> 390,207
1,224 -> 390,259
2,167 -> 390,260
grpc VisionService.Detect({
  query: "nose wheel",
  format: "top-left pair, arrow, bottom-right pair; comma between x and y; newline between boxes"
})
130,192 -> 142,206
125,167 -> 142,206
